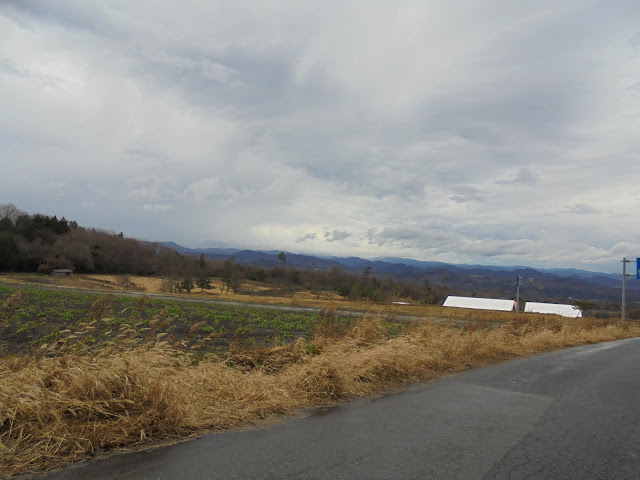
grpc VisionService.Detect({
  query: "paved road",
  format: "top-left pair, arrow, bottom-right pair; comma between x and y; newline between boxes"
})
31,338 -> 640,480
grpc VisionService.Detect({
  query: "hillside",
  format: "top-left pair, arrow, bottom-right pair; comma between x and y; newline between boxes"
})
164,242 -> 639,307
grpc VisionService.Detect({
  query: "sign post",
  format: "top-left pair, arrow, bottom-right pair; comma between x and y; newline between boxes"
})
622,258 -> 634,324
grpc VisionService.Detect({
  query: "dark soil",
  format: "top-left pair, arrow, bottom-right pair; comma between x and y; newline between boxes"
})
0,285 -> 356,356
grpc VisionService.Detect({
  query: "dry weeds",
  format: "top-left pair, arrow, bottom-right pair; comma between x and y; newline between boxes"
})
1,289 -> 22,326
1,315 -> 638,477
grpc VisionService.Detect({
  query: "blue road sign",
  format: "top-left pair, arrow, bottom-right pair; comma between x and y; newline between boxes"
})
637,258 -> 640,279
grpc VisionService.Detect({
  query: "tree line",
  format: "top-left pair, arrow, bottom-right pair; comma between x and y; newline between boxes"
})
188,258 -> 449,304
0,204 -> 190,275
0,204 -> 448,304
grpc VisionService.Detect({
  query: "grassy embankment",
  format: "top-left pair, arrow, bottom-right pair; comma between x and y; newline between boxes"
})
1,281 -> 639,478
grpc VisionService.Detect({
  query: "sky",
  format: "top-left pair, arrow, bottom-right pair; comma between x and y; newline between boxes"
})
1,1 -> 639,273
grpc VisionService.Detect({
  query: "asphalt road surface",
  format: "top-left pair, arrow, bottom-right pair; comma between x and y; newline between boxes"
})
31,337 -> 640,480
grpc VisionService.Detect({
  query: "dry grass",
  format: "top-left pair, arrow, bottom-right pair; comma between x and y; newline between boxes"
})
1,314 -> 639,477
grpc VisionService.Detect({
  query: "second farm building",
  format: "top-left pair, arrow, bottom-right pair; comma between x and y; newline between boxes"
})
443,296 -> 582,318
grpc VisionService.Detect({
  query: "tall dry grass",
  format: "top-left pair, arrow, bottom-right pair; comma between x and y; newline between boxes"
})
1,314 -> 638,477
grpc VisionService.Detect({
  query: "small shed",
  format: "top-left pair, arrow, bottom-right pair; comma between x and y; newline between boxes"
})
524,302 -> 582,318
443,296 -> 516,311
52,269 -> 74,277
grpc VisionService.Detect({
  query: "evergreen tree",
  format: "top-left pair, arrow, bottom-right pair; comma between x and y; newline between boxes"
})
196,270 -> 212,292
0,233 -> 20,270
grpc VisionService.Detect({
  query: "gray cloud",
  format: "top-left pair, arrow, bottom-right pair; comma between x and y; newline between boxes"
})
142,203 -> 173,212
1,1 -> 639,272
450,186 -> 484,204
296,232 -> 316,243
563,203 -> 598,215
0,57 -> 27,78
496,168 -> 541,186
324,231 -> 351,243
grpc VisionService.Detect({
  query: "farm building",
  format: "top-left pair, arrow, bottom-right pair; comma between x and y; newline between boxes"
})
524,302 -> 582,318
443,296 -> 516,311
51,269 -> 73,277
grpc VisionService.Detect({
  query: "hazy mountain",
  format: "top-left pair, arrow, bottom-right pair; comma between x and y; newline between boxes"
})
228,250 -> 344,269
164,242 -> 640,303
163,242 -> 240,256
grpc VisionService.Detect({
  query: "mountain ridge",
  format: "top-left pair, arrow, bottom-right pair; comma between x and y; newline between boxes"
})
163,242 -> 640,304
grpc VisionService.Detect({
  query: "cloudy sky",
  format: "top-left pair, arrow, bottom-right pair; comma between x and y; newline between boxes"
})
1,1 -> 639,272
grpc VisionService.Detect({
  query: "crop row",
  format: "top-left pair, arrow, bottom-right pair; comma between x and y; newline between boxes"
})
0,286 -> 356,354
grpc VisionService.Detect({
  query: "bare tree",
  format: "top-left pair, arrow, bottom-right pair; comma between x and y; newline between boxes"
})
0,203 -> 26,222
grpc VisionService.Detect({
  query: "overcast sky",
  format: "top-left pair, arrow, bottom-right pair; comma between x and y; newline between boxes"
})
1,1 -> 639,273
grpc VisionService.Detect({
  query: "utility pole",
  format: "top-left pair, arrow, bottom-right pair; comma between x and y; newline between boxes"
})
622,258 -> 633,324
515,275 -> 521,318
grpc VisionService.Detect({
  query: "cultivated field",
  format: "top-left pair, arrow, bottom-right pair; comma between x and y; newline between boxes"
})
0,272 -> 455,317
0,285 -> 360,356
1,276 -> 639,478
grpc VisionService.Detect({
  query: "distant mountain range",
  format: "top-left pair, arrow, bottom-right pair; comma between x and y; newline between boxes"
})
163,242 -> 640,305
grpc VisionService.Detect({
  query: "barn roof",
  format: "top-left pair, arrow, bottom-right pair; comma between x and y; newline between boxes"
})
443,296 -> 516,311
524,302 -> 583,318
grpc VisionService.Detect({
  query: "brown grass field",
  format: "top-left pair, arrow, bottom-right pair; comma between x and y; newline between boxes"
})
1,274 -> 639,477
